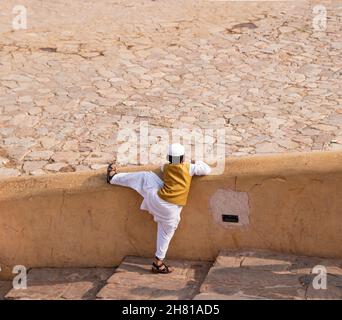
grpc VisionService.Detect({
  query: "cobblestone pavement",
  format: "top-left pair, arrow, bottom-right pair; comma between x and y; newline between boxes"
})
0,0 -> 341,176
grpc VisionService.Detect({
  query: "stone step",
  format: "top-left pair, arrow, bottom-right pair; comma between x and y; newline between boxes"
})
5,268 -> 115,300
96,256 -> 212,300
194,250 -> 342,300
0,281 -> 12,300
4,251 -> 341,300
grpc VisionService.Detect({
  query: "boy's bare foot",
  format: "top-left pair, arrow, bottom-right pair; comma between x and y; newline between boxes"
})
106,162 -> 118,183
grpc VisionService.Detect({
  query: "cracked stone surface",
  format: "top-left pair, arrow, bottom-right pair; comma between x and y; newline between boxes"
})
0,0 -> 342,176
97,256 -> 211,300
4,268 -> 115,300
194,250 -> 342,300
2,252 -> 341,300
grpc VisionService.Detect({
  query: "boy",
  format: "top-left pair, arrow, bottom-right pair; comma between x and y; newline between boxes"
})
107,143 -> 211,274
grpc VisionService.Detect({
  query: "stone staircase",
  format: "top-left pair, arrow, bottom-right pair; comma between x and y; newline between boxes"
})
2,251 -> 342,300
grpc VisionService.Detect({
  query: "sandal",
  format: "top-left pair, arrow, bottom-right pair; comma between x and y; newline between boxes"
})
106,163 -> 117,183
151,261 -> 172,274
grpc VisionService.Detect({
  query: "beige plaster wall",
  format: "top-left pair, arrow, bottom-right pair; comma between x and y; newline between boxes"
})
1,151 -> 341,279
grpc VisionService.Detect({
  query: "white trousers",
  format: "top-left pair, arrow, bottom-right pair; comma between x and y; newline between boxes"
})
110,171 -> 182,260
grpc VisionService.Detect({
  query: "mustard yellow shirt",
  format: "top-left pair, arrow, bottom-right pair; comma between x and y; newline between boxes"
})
158,162 -> 192,206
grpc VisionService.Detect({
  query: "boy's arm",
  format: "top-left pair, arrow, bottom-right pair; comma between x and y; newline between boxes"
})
189,160 -> 211,176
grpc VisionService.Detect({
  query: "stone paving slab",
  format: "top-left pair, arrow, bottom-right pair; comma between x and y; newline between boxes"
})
96,256 -> 212,300
195,250 -> 342,300
0,281 -> 12,300
0,0 -> 341,177
5,267 -> 115,300
2,252 -> 341,300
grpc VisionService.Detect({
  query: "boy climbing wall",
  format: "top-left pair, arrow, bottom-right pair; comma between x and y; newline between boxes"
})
107,143 -> 211,274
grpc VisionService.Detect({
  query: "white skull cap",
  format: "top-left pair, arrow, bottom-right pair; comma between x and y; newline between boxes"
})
168,143 -> 185,157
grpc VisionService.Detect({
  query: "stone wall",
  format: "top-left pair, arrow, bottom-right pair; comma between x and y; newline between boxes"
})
1,151 -> 342,279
